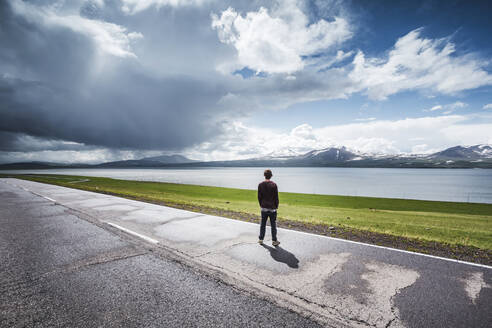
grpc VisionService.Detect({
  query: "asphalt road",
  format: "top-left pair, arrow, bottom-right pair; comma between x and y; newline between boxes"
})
1,178 -> 491,328
0,181 -> 322,327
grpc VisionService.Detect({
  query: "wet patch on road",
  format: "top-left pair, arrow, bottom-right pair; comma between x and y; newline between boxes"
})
324,256 -> 372,304
0,191 -> 17,198
394,268 -> 492,328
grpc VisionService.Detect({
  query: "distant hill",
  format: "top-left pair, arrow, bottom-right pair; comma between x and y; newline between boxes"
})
1,145 -> 492,170
140,154 -> 196,164
0,154 -> 196,170
0,161 -> 66,170
96,154 -> 196,168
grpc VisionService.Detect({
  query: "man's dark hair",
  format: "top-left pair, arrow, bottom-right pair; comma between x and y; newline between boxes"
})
264,169 -> 273,179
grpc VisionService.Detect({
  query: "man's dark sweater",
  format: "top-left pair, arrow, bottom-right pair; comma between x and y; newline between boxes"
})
258,180 -> 279,210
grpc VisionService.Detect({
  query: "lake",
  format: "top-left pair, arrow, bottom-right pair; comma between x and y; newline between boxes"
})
3,167 -> 492,204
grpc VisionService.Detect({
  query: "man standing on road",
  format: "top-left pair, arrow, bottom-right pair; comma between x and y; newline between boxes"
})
258,169 -> 280,246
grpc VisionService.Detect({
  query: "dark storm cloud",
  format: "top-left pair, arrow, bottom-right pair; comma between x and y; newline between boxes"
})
0,0 -> 233,152
0,131 -> 92,152
0,72 -> 227,149
0,3 -> 94,88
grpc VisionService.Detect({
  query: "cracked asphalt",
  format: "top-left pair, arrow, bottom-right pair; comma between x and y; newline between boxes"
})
1,178 -> 491,328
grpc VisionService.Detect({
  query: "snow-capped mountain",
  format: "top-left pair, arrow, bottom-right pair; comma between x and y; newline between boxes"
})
238,144 -> 492,168
428,145 -> 492,160
257,147 -> 306,160
299,147 -> 360,162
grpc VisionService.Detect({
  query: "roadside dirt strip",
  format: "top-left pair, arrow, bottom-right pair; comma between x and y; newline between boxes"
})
3,178 -> 491,328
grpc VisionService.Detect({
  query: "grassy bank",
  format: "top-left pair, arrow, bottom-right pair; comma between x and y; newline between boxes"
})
3,173 -> 492,253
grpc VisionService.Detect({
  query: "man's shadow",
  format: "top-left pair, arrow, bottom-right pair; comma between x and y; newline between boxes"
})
261,244 -> 299,269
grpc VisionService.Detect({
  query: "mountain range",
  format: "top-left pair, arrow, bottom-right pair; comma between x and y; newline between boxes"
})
1,145 -> 492,169
95,154 -> 196,168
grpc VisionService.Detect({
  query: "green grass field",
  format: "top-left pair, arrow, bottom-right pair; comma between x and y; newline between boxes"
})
4,174 -> 492,250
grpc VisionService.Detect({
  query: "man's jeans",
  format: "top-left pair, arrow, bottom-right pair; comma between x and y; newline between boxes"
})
259,211 -> 277,241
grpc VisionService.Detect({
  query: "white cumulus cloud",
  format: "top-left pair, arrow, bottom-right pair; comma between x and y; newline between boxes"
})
349,28 -> 492,100
187,114 -> 492,160
483,104 -> 492,110
448,101 -> 467,109
429,105 -> 443,111
425,101 -> 467,113
354,117 -> 376,122
211,0 -> 352,74
121,0 -> 209,14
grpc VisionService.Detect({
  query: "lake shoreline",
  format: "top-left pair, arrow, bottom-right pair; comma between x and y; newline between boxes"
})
1,167 -> 492,203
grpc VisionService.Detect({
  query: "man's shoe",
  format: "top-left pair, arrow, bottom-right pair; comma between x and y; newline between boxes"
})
258,239 -> 263,244
272,240 -> 280,246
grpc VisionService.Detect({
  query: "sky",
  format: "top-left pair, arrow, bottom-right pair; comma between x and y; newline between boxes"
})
0,0 -> 491,163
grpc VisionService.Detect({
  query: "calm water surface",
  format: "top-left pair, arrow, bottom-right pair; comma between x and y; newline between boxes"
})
4,167 -> 492,204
